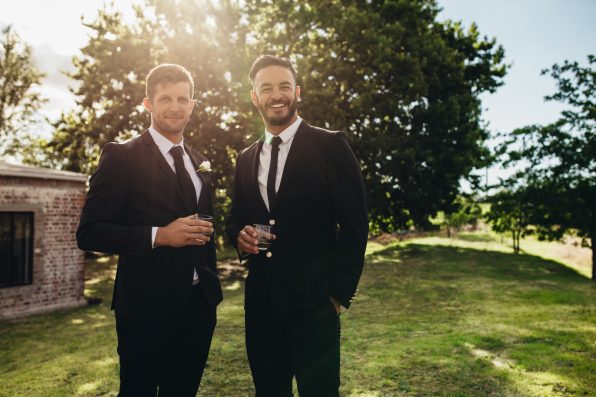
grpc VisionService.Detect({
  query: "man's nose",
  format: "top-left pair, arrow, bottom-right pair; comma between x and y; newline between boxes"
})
169,103 -> 183,113
270,90 -> 284,100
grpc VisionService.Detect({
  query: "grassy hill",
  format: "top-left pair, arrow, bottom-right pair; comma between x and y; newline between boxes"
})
1,236 -> 594,396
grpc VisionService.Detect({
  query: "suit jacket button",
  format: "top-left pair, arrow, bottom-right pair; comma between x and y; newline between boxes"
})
269,219 -> 276,225
266,252 -> 272,258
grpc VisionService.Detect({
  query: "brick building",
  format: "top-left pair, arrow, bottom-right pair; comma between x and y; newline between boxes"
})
0,161 -> 88,319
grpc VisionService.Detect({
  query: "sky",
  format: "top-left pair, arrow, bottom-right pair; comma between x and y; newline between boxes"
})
1,0 -> 595,177
439,0 -> 595,133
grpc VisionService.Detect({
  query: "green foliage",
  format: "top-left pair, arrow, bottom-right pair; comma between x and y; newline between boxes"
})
0,26 -> 46,154
42,2 -> 251,237
37,0 -> 507,234
496,55 -> 595,272
242,0 -> 507,230
442,195 -> 482,237
486,188 -> 535,254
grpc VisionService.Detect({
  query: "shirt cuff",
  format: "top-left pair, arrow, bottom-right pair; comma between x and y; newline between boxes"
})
151,226 -> 158,248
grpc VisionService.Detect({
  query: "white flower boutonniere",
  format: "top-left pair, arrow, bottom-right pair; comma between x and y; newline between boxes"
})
197,161 -> 212,173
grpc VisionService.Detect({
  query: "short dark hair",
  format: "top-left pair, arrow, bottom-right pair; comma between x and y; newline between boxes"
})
145,63 -> 194,100
249,55 -> 297,85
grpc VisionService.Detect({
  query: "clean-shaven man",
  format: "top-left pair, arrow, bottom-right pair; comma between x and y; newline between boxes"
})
227,55 -> 368,396
77,64 -> 222,396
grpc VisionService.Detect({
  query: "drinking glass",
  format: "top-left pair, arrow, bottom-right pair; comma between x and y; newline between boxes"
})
196,213 -> 213,236
254,224 -> 273,250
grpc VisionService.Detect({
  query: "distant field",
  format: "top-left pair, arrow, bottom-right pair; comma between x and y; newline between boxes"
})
1,234 -> 594,396
410,231 -> 592,279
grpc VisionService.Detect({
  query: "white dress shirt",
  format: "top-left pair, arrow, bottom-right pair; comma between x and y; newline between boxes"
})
258,117 -> 302,211
148,127 -> 203,283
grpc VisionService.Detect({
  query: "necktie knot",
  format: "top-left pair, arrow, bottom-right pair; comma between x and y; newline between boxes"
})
169,145 -> 184,160
271,136 -> 282,149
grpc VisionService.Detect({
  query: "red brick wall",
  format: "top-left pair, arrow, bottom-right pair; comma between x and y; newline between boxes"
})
0,176 -> 87,319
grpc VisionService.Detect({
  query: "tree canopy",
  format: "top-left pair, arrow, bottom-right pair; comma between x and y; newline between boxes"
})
39,0 -> 507,235
243,0 -> 507,230
493,55 -> 595,275
0,26 -> 46,155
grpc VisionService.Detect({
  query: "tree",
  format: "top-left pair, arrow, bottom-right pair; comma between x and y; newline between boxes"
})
0,26 -> 45,154
486,188 -> 536,254
442,195 -> 482,238
241,0 -> 507,231
42,2 -> 250,240
41,0 -> 507,237
497,55 -> 595,276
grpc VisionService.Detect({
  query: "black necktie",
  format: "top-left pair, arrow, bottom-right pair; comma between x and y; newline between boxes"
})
170,146 -> 197,213
267,136 -> 282,213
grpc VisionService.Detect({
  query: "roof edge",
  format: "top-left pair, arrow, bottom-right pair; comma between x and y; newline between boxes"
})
0,161 -> 88,183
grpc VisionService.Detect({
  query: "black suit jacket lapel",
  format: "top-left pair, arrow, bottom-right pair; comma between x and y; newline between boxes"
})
275,122 -> 311,209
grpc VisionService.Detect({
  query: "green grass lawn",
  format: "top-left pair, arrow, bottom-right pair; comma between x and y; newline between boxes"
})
1,238 -> 595,396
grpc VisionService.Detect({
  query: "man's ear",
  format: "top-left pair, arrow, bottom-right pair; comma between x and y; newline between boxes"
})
250,90 -> 258,107
142,97 -> 152,113
296,85 -> 301,102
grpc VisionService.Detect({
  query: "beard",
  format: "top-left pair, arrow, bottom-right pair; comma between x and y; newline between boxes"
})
258,95 -> 299,127
153,115 -> 188,136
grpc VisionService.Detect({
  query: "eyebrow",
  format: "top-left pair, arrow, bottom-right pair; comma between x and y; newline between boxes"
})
258,80 -> 293,89
156,93 -> 190,100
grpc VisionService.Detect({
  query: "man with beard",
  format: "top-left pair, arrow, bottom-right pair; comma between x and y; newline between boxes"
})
77,64 -> 222,396
226,55 -> 368,396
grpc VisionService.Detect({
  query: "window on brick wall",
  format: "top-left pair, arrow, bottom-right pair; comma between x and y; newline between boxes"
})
0,212 -> 34,288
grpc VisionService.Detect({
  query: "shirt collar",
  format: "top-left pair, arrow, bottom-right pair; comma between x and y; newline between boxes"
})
149,126 -> 185,156
264,116 -> 302,144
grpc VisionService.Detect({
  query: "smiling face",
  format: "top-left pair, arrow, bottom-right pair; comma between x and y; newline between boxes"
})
251,65 -> 301,134
143,81 -> 194,143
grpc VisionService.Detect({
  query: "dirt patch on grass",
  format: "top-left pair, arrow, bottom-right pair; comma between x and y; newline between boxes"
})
217,258 -> 247,281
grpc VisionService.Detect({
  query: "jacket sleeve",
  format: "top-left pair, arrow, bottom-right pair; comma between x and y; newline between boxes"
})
76,143 -> 152,255
327,132 -> 368,308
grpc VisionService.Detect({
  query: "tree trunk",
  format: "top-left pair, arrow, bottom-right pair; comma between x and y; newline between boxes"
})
591,233 -> 595,281
513,229 -> 521,254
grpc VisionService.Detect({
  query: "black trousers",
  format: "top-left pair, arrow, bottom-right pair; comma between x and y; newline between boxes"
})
115,285 -> 216,397
245,298 -> 341,397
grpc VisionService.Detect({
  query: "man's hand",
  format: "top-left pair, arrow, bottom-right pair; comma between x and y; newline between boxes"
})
330,296 -> 342,315
154,215 -> 213,248
238,225 -> 276,255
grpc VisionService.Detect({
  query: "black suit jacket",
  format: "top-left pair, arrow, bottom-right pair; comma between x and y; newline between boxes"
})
226,121 -> 368,312
77,131 -> 223,321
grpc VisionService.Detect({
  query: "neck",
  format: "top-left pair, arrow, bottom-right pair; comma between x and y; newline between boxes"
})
265,114 -> 298,135
152,125 -> 183,145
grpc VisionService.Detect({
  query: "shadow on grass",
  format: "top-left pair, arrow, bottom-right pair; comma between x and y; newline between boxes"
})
344,243 -> 595,396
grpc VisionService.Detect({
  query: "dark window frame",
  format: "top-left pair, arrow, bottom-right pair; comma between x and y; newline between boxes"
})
0,211 -> 35,288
